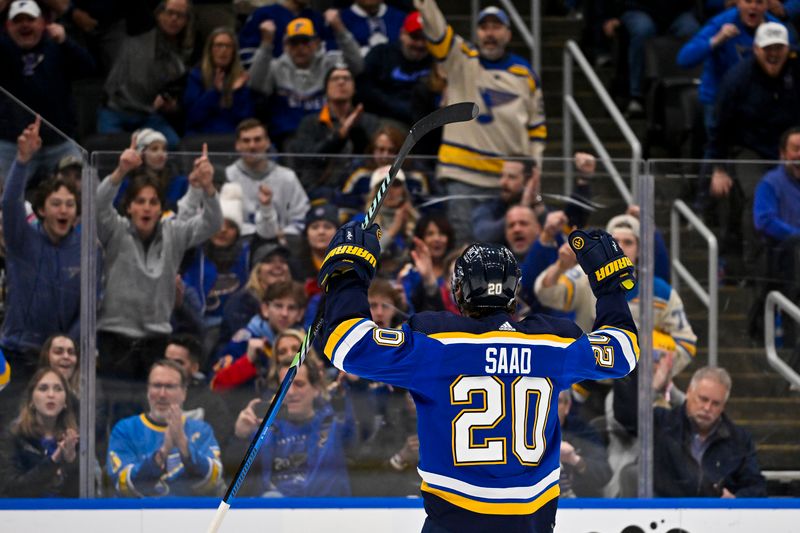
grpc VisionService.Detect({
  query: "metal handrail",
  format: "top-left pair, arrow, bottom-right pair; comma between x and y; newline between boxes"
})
670,199 -> 718,367
764,291 -> 800,390
563,40 -> 640,203
471,0 -> 541,75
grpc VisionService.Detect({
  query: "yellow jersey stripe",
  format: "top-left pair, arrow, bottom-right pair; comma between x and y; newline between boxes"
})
558,273 -> 575,310
324,318 -> 362,361
677,339 -> 697,357
431,331 -> 575,343
139,413 -> 166,432
426,25 -> 454,59
439,144 -> 504,175
528,125 -> 547,139
421,482 -> 560,515
0,358 -> 10,389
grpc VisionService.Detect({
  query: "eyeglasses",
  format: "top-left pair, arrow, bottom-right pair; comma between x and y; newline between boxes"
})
148,382 -> 182,392
328,74 -> 353,83
163,8 -> 188,20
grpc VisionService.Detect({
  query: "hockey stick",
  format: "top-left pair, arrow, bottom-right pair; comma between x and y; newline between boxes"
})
206,101 -> 478,533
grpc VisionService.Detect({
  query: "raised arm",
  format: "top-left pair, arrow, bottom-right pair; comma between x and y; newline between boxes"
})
2,117 -> 42,251
96,135 -> 142,245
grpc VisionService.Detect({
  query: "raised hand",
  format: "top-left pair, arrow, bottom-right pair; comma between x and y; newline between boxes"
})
540,210 -> 568,245
574,152 -> 596,175
189,143 -> 216,195
214,68 -> 225,91
16,115 -> 42,164
60,428 -> 79,463
338,104 -> 363,139
164,404 -> 188,455
712,23 -> 739,48
324,9 -> 344,33
556,242 -> 578,271
568,229 -> 636,296
410,236 -> 436,287
111,134 -> 143,182
258,184 -> 273,206
234,398 -> 263,439
259,19 -> 276,44
710,168 -> 733,198
46,23 -> 66,44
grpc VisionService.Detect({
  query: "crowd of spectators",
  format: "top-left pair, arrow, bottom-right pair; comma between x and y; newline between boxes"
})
0,0 -> 782,501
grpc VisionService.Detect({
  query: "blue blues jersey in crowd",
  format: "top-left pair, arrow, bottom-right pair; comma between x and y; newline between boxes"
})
322,274 -> 639,530
107,414 -> 223,497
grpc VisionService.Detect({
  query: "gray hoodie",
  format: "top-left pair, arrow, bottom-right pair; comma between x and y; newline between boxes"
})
96,177 -> 222,337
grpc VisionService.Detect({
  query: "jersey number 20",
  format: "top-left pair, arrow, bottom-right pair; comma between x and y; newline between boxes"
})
450,375 -> 552,466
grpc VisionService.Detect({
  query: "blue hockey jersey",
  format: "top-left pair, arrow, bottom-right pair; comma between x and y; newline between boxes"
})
107,414 -> 223,497
322,275 -> 638,519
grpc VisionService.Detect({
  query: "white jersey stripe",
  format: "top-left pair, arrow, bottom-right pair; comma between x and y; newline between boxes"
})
598,328 -> 637,371
417,466 -> 560,501
332,319 -> 376,369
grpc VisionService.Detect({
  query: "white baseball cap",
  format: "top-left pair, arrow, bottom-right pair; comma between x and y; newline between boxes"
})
755,22 -> 789,48
8,0 -> 42,20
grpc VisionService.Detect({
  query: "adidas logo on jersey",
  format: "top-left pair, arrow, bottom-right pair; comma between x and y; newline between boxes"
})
498,321 -> 516,332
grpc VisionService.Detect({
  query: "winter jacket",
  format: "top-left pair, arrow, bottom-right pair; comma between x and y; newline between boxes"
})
614,373 -> 766,498
0,32 -> 95,144
709,54 -> 800,160
0,432 -> 79,497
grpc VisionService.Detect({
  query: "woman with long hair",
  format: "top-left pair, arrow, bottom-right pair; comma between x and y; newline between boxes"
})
37,335 -> 79,395
0,369 -> 79,497
184,26 -> 254,135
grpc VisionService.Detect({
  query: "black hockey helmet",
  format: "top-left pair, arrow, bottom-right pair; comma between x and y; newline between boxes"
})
451,243 -> 521,315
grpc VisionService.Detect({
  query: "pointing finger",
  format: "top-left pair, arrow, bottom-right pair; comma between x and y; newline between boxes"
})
130,133 -> 138,150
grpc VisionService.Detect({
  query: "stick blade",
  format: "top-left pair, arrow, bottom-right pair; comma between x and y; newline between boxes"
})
206,501 -> 231,533
410,102 -> 478,142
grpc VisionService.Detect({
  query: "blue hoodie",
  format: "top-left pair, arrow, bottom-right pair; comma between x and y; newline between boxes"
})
676,7 -> 788,104
0,161 -> 83,355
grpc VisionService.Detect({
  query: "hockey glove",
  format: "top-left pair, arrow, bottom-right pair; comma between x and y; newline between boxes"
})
318,221 -> 381,290
568,229 -> 636,297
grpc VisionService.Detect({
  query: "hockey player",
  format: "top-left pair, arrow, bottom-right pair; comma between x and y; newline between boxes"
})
318,221 -> 639,532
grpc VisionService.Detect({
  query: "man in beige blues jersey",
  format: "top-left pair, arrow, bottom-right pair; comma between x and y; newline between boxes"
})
414,0 -> 547,244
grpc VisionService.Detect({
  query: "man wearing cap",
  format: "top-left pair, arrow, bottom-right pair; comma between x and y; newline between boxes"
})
0,0 -> 95,183
356,11 -> 432,125
248,13 -> 363,150
340,0 -> 407,57
705,22 -> 800,281
536,213 -> 697,377
238,0 -> 338,62
413,0 -> 547,245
